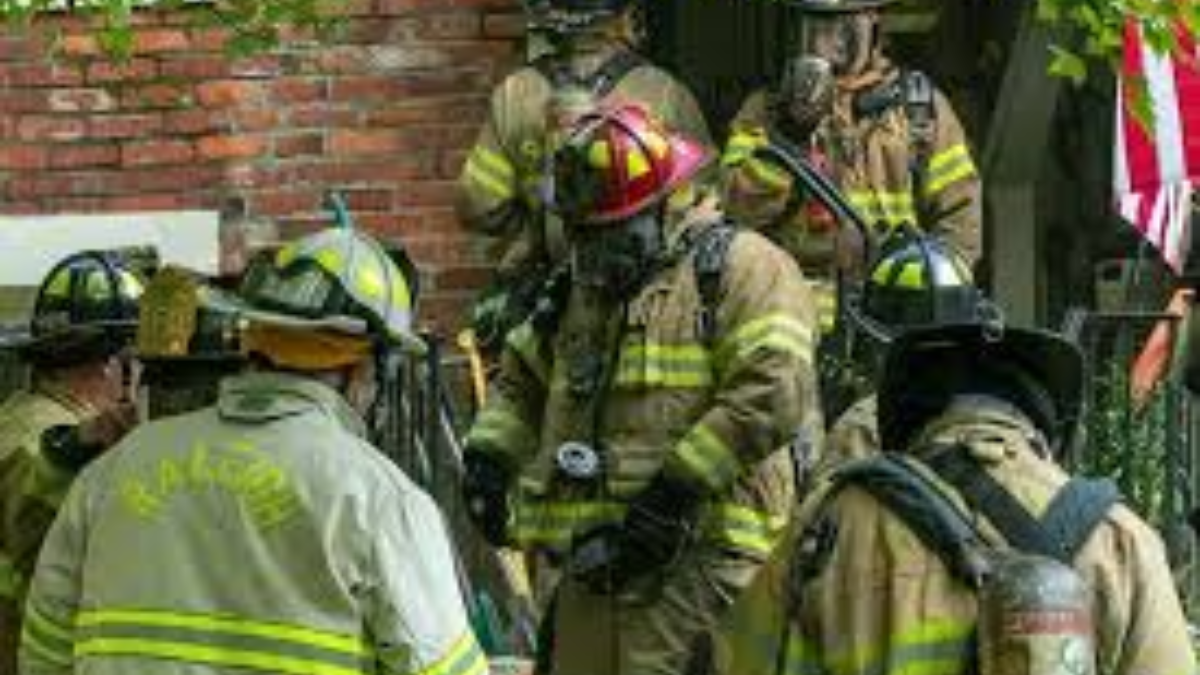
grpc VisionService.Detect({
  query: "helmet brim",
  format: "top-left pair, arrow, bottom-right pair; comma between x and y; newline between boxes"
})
239,305 -> 427,356
878,323 -> 1084,450
586,136 -> 713,224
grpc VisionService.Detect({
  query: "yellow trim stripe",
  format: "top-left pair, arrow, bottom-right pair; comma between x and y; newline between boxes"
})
506,323 -> 550,385
469,146 -> 514,180
77,609 -> 366,655
716,313 -> 815,371
927,143 -> 970,174
76,638 -> 363,675
616,342 -> 713,389
465,159 -> 514,201
410,632 -> 487,675
675,424 -> 741,493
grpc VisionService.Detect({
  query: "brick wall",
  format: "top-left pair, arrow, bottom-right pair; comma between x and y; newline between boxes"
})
0,1 -> 523,331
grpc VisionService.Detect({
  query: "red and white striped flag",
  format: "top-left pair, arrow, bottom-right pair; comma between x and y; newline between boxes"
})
1113,21 -> 1200,273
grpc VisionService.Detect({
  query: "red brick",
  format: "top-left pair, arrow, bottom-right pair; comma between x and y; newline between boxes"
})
3,62 -> 84,87
86,58 -> 158,84
16,115 -> 85,142
49,144 -> 120,169
163,109 -> 229,135
366,97 -> 486,127
103,193 -> 197,211
196,80 -> 263,107
6,174 -> 92,199
196,135 -> 268,160
328,130 -> 403,156
224,164 -> 280,189
90,166 -> 224,195
396,181 -> 457,207
57,33 -> 99,57
251,190 -> 314,216
89,113 -> 163,139
435,264 -> 492,291
288,106 -> 360,129
0,34 -> 42,61
121,83 -> 194,109
342,19 -> 395,44
159,55 -> 230,80
0,90 -> 49,113
0,145 -> 47,170
133,29 -> 189,54
341,0 -> 377,15
377,0 -> 448,13
329,75 -> 404,103
190,28 -> 229,52
290,161 -> 409,186
317,48 -> 371,75
343,189 -> 395,211
274,133 -> 324,158
48,88 -> 117,113
229,109 -> 278,132
270,78 -> 327,104
229,55 -> 285,79
428,13 -> 481,38
122,139 -> 195,166
484,12 -> 525,38
439,148 -> 469,178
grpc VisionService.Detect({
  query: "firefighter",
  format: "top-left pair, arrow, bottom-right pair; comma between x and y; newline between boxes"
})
715,321 -> 1197,675
461,103 -> 821,675
0,251 -> 145,675
20,228 -> 488,675
823,229 -> 995,464
721,0 -> 981,333
458,0 -> 712,356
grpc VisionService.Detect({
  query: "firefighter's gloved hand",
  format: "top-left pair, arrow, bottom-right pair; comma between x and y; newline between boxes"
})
613,474 -> 704,586
462,452 -> 514,547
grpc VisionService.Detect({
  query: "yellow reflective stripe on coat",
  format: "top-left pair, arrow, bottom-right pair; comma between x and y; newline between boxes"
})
75,608 -> 369,675
821,619 -> 974,675
815,284 -> 837,333
464,146 -> 516,201
22,601 -> 75,667
924,143 -> 976,197
743,157 -> 792,191
674,424 -> 741,494
616,342 -> 713,389
512,501 -> 626,547
715,313 -> 815,373
847,190 -> 917,228
466,404 -> 538,461
722,130 -> 769,166
409,631 -> 488,675
707,504 -> 787,557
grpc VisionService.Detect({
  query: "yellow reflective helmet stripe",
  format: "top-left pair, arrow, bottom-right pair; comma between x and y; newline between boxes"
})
409,631 -> 488,675
674,424 -> 741,494
894,261 -> 926,290
626,146 -> 651,180
925,143 -> 976,197
588,140 -> 612,168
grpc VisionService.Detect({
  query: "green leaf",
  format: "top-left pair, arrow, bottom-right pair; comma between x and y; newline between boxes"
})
1048,45 -> 1089,85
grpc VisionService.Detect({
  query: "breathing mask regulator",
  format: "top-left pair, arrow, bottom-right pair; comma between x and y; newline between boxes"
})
772,54 -> 836,141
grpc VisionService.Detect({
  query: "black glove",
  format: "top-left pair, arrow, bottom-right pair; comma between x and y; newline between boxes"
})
579,474 -> 703,591
461,452 -> 514,547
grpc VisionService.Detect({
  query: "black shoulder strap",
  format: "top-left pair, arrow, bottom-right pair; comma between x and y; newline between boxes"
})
689,221 -> 737,345
530,50 -> 646,98
926,446 -> 1120,564
832,455 -> 990,587
1040,477 -> 1121,561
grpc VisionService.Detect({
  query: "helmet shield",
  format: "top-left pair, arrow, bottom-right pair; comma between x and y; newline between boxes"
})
797,12 -> 876,75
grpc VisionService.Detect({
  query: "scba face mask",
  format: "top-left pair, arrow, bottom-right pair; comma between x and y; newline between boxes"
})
797,12 -> 876,76
570,209 -> 665,300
